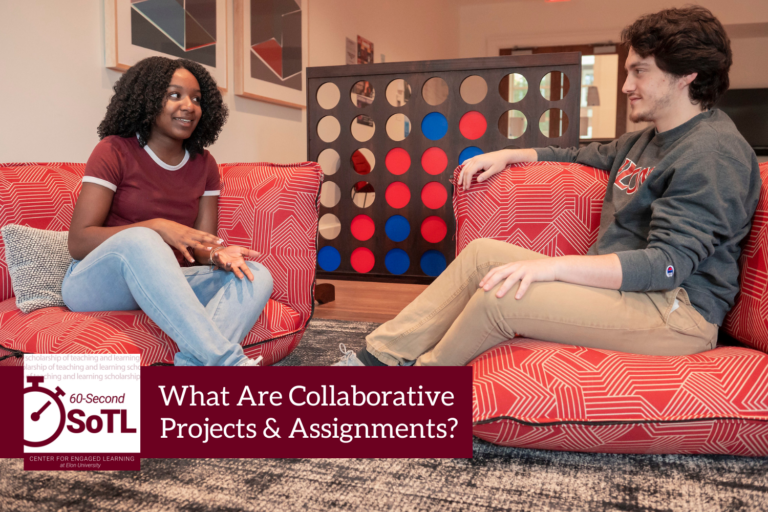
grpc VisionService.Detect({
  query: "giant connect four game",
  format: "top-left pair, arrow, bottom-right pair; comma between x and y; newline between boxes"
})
308,53 -> 581,283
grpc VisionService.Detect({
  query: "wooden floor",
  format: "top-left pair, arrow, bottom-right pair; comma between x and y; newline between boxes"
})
313,279 -> 427,323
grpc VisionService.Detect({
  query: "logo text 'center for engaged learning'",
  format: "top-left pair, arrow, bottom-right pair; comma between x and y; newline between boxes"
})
23,354 -> 141,463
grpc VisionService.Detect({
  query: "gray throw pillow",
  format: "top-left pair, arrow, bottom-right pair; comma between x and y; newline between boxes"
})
1,225 -> 72,313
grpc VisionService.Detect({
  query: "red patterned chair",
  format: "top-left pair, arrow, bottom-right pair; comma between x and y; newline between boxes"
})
455,161 -> 768,456
0,162 -> 322,367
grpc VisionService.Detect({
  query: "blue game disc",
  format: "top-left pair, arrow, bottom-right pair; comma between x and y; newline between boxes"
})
459,146 -> 483,165
385,215 -> 411,242
420,250 -> 447,277
421,112 -> 449,141
385,249 -> 410,275
318,246 -> 341,271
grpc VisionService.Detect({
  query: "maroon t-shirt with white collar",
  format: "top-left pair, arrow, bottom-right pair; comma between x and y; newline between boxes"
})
83,135 -> 221,263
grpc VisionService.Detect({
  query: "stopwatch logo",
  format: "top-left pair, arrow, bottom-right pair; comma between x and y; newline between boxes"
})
23,376 -> 67,447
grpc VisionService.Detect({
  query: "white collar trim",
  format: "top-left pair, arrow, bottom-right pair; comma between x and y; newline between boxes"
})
137,134 -> 190,171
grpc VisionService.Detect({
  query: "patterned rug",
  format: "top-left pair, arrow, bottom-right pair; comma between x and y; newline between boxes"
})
2,318 -> 767,511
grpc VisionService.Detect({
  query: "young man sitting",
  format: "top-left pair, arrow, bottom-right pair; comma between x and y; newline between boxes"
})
334,6 -> 761,367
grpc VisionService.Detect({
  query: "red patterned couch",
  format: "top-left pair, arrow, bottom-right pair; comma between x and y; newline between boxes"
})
456,161 -> 768,456
0,162 -> 322,367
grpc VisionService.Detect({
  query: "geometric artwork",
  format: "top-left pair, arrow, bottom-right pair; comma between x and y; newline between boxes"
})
249,0 -> 302,91
104,0 -> 228,90
234,0 -> 308,109
130,0 -> 217,67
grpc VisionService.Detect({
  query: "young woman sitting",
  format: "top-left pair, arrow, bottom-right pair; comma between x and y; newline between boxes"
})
63,56 -> 273,367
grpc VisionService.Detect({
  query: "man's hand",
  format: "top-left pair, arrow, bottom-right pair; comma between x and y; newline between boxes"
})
479,253 -> 623,300
459,148 -> 538,191
479,259 -> 558,299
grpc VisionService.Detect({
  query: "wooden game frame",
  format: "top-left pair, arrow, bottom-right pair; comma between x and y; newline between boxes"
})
308,53 -> 582,284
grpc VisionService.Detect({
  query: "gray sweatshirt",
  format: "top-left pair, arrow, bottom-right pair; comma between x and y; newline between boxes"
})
535,109 -> 761,325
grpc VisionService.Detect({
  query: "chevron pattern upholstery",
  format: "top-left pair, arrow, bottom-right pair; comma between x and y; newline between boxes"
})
453,162 -> 608,257
454,162 -> 768,455
723,163 -> 768,353
472,341 -> 768,455
0,161 -> 322,366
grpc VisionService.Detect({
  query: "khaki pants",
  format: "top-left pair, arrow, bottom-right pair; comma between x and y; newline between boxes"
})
366,239 -> 718,366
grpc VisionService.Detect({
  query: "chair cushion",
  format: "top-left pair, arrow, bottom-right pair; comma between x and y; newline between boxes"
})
723,162 -> 768,353
471,339 -> 768,456
0,297 -> 303,366
218,162 -> 321,328
453,162 -> 608,256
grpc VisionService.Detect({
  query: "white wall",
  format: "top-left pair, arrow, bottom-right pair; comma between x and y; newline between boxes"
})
0,1 -> 120,163
307,0 -> 459,67
458,0 -> 768,89
0,0 -> 459,164
729,36 -> 768,89
1,0 -> 763,164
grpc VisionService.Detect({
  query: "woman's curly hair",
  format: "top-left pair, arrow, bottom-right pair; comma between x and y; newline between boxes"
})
97,57 -> 228,158
621,6 -> 732,110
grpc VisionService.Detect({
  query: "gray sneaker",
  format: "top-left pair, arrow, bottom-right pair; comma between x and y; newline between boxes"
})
239,356 -> 264,366
332,344 -> 365,366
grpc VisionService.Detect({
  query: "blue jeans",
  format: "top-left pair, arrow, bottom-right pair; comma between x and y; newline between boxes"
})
61,227 -> 273,366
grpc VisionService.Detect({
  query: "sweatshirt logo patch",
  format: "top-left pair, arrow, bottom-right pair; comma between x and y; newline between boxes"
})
666,265 -> 674,278
614,158 -> 655,195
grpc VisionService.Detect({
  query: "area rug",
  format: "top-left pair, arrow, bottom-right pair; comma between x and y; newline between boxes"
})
2,318 -> 767,511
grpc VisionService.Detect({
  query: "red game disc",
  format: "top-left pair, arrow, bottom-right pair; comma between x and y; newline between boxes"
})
386,182 -> 411,209
350,214 -> 375,241
385,148 -> 411,175
459,111 -> 487,140
351,247 -> 375,273
421,216 -> 447,243
421,147 -> 448,175
421,182 -> 448,209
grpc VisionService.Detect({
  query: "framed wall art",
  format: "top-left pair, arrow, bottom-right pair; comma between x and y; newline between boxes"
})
104,0 -> 228,90
234,0 -> 309,109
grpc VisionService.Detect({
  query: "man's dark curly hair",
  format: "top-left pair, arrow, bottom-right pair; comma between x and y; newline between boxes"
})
621,6 -> 732,110
97,56 -> 228,158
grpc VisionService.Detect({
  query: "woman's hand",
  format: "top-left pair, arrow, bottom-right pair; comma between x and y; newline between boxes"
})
479,259 -> 558,300
149,218 -> 223,263
458,148 -> 538,191
212,245 -> 261,281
